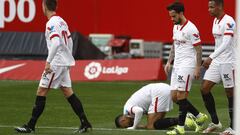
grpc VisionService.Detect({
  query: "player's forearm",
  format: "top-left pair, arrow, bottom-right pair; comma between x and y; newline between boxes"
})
46,37 -> 60,63
132,107 -> 144,129
195,45 -> 202,67
209,35 -> 232,59
167,45 -> 175,64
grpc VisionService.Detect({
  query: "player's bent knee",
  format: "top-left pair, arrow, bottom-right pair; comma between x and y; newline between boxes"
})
61,87 -> 73,98
200,85 -> 211,95
36,87 -> 49,96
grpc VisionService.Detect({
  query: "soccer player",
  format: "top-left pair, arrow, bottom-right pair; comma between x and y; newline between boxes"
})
115,83 -> 177,130
14,0 -> 92,133
201,0 -> 236,134
165,2 -> 208,135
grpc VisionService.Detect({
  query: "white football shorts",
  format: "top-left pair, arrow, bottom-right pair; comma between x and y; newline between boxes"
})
170,67 -> 194,92
148,93 -> 173,114
39,65 -> 72,89
203,63 -> 235,88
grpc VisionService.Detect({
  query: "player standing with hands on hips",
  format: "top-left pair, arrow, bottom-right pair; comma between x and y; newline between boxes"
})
15,0 -> 92,133
165,2 -> 208,135
201,0 -> 236,134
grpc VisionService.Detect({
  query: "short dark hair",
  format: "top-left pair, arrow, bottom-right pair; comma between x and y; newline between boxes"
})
209,0 -> 224,7
115,114 -> 123,128
43,0 -> 57,11
166,2 -> 185,13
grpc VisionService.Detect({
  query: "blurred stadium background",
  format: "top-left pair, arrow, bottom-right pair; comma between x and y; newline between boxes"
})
0,0 -> 238,134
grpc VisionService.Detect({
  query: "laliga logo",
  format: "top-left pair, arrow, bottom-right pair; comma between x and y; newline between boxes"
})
84,62 -> 102,80
0,0 -> 36,28
84,62 -> 129,80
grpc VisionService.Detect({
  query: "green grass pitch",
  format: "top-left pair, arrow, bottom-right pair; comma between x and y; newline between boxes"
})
0,80 -> 230,135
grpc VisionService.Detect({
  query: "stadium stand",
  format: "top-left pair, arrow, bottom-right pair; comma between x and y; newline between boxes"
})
0,32 -> 106,60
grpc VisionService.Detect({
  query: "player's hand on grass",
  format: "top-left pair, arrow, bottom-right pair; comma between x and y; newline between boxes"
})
127,127 -> 135,130
45,62 -> 53,74
202,57 -> 212,69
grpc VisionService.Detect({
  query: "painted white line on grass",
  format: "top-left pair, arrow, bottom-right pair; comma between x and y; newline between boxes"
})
0,124 -> 221,134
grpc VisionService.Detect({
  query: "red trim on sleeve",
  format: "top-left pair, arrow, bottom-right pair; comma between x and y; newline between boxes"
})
50,34 -> 60,40
180,20 -> 188,31
193,42 -> 201,46
154,97 -> 159,113
67,35 -> 71,39
185,75 -> 190,97
224,33 -> 234,37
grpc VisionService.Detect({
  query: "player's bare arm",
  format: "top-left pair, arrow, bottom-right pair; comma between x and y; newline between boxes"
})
202,57 -> 212,69
194,45 -> 202,79
45,35 -> 61,73
44,62 -> 52,73
164,44 -> 175,75
127,106 -> 144,129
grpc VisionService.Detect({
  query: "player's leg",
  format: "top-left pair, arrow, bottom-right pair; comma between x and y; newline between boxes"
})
201,80 -> 223,133
176,91 -> 189,127
61,87 -> 92,133
173,68 -> 208,127
60,67 -> 91,133
225,88 -> 234,128
154,117 -> 178,130
27,87 -> 50,130
175,68 -> 201,128
147,112 -> 166,129
176,87 -> 207,133
15,70 -> 55,133
220,64 -> 235,133
167,68 -> 189,134
201,64 -> 222,133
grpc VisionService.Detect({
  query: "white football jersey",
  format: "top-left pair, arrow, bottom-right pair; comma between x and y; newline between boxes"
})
212,14 -> 235,64
45,16 -> 75,66
172,20 -> 201,68
123,83 -> 172,115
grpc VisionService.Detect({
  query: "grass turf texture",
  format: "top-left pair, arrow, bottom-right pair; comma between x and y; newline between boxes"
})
0,80 -> 229,135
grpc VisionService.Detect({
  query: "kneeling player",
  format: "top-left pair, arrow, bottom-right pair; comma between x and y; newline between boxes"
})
115,83 -> 179,130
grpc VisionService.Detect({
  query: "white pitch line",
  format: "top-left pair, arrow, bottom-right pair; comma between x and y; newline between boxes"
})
0,125 -> 221,134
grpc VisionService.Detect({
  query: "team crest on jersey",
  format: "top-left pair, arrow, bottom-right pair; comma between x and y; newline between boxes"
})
227,23 -> 234,28
226,23 -> 234,31
47,26 -> 56,33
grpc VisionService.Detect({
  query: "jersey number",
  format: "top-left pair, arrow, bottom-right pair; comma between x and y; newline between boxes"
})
62,30 -> 68,45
